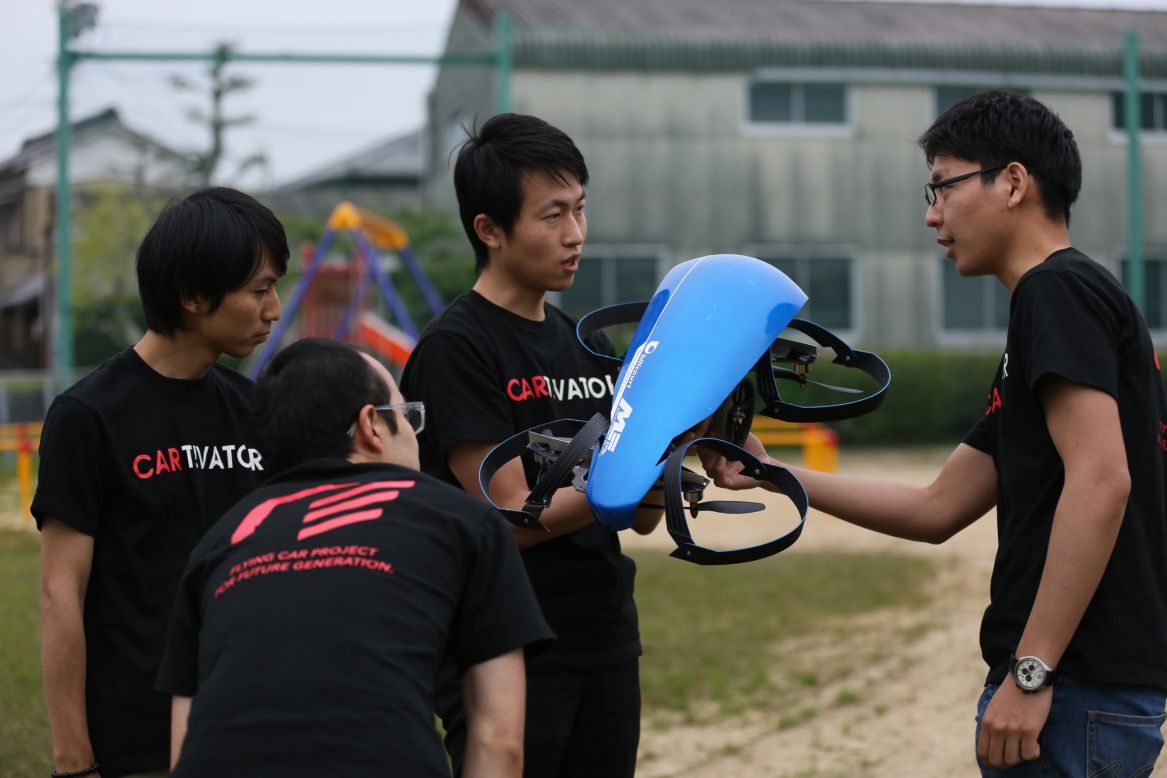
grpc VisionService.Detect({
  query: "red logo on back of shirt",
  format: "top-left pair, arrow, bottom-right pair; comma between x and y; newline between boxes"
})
230,480 -> 416,545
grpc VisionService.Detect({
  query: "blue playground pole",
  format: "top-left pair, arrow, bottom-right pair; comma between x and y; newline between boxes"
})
354,231 -> 420,338
333,245 -> 373,341
398,245 -> 445,316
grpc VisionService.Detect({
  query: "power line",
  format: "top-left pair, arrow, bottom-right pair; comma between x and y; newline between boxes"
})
100,18 -> 450,37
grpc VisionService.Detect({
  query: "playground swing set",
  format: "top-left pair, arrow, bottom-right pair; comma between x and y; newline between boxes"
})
246,201 -> 443,378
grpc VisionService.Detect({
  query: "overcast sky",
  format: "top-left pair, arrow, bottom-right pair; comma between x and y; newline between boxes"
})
2,0 -> 1166,188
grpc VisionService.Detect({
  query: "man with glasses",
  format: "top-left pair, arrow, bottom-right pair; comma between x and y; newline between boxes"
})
156,339 -> 552,777
702,90 -> 1167,775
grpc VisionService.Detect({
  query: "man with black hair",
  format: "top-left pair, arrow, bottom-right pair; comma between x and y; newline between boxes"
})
156,339 -> 551,777
34,187 -> 287,778
702,90 -> 1167,775
401,113 -> 661,777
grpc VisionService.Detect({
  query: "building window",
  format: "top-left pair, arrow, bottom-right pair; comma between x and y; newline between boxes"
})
1120,256 -> 1165,329
759,256 -> 853,330
939,257 -> 1010,332
0,202 -> 22,252
748,82 -> 847,125
1111,92 -> 1167,133
559,255 -> 661,319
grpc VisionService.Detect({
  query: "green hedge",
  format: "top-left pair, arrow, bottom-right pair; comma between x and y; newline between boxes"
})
816,349 -> 1167,446
822,349 -> 1001,446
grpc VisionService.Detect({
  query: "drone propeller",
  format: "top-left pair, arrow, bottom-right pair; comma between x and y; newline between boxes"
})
637,499 -> 766,515
689,500 -> 767,515
756,318 -> 891,423
772,366 -> 866,395
663,437 -> 808,565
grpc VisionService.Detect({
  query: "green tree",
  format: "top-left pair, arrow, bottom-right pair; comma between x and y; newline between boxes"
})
170,42 -> 266,186
71,183 -> 167,364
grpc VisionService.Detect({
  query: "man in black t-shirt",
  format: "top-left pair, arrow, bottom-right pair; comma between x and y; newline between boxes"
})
401,113 -> 663,778
33,188 -> 288,778
702,92 -> 1167,775
157,339 -> 551,777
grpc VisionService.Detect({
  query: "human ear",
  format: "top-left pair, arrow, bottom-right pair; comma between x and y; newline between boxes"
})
180,295 -> 206,316
473,214 -> 503,249
354,405 -> 387,455
1004,162 -> 1029,209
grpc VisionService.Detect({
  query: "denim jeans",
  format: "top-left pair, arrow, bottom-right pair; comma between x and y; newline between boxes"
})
975,680 -> 1167,777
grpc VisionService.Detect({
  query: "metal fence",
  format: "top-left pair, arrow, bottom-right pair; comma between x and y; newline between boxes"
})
0,369 -> 81,425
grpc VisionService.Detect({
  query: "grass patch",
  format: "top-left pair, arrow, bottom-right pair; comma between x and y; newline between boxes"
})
0,529 -> 50,777
635,549 -> 933,716
778,706 -> 818,729
834,689 -> 861,706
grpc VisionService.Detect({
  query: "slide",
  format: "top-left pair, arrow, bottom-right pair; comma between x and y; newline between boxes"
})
357,311 -> 416,369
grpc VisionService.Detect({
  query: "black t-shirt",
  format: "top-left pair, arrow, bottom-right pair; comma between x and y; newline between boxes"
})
156,459 -> 552,777
400,290 -> 640,670
964,249 -> 1167,689
31,348 -> 266,778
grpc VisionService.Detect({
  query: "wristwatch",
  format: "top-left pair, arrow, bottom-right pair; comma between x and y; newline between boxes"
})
1010,655 -> 1057,693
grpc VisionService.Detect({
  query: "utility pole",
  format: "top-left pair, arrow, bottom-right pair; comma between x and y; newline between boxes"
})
54,1 -> 97,381
1124,28 -> 1145,314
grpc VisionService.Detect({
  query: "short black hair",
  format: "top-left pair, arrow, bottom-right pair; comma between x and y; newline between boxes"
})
919,91 -> 1081,225
251,339 -> 392,475
136,187 -> 289,335
453,113 -> 589,273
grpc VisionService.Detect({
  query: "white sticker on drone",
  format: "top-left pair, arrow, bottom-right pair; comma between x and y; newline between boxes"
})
603,398 -> 635,453
602,340 -> 660,454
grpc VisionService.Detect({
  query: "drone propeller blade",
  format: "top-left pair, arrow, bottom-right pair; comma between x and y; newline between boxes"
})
638,500 -> 766,515
772,366 -> 865,394
692,500 -> 767,514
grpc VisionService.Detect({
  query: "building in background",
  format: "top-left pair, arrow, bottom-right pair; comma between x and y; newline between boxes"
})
269,128 -> 426,218
424,0 -> 1167,347
0,108 -> 191,369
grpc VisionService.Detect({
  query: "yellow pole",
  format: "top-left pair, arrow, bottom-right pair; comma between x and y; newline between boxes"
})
803,425 -> 839,473
18,423 -> 33,521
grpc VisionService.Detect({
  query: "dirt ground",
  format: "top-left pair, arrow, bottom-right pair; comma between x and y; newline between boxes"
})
623,447 -> 1167,778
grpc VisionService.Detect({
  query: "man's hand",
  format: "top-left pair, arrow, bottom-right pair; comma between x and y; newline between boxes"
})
696,433 -> 775,491
977,681 -> 1052,769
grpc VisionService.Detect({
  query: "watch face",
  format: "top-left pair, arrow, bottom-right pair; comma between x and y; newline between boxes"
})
1015,657 -> 1047,691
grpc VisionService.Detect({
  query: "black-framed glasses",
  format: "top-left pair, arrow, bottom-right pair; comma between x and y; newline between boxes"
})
924,165 -> 1005,206
347,401 -> 426,437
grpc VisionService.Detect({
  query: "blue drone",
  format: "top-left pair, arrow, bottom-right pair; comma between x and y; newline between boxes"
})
479,254 -> 891,565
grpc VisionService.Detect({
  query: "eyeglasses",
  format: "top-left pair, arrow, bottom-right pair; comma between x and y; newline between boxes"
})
347,401 -> 426,437
924,165 -> 1005,206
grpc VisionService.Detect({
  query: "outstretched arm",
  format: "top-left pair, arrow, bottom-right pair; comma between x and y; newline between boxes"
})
699,434 -> 997,544
461,649 -> 527,778
39,518 -> 99,777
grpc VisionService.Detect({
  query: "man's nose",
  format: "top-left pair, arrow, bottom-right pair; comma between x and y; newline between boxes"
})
267,290 -> 283,322
563,213 -> 584,245
924,201 -> 942,229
